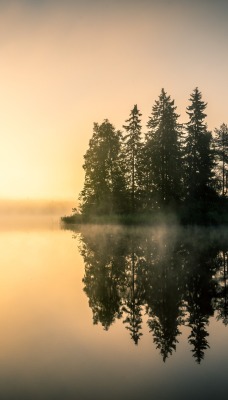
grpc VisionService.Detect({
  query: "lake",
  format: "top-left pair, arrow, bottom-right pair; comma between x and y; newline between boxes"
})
0,219 -> 227,400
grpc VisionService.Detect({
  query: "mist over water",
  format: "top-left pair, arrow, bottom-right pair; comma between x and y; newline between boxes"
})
0,220 -> 228,399
0,199 -> 74,230
0,198 -> 74,216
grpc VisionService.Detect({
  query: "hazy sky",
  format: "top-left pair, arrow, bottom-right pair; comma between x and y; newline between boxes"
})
0,0 -> 227,201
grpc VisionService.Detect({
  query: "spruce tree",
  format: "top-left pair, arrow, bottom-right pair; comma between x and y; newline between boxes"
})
123,105 -> 143,213
145,89 -> 183,210
184,88 -> 214,203
214,123 -> 228,197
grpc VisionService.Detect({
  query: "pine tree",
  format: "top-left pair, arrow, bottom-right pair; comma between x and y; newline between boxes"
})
145,89 -> 183,209
79,119 -> 127,215
123,105 -> 143,213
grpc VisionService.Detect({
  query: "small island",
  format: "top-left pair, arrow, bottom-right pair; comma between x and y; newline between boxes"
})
62,88 -> 228,226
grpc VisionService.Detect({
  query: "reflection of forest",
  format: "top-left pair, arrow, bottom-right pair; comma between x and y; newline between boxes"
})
76,226 -> 228,364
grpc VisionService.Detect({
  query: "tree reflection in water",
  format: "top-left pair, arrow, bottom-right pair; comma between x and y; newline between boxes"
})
74,225 -> 228,364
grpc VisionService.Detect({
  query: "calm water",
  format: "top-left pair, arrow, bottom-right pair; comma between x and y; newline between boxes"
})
0,219 -> 228,400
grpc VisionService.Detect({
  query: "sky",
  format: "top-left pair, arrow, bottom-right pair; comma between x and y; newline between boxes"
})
0,0 -> 228,203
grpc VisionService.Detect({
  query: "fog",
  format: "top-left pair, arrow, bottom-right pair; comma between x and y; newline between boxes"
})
0,199 -> 75,231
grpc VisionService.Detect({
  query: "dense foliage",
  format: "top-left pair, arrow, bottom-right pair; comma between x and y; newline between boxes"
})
77,88 -> 228,224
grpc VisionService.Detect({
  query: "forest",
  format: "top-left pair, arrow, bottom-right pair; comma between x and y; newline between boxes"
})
65,88 -> 228,225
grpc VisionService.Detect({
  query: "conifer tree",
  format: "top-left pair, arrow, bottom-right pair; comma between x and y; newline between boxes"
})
145,89 -> 182,209
123,105 -> 143,213
79,119 -> 127,215
214,123 -> 228,197
184,88 -> 214,202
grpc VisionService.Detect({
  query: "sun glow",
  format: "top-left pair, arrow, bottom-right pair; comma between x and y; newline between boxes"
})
0,1 -> 227,202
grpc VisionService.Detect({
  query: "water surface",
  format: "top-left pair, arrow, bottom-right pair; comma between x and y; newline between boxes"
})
0,220 -> 227,399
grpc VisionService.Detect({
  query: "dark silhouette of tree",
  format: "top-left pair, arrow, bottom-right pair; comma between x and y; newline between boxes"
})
215,250 -> 228,326
214,123 -> 228,197
145,89 -> 183,210
145,231 -> 185,362
184,88 -> 215,210
122,243 -> 145,345
184,233 -> 218,364
122,299 -> 143,345
123,105 -> 143,213
79,119 -> 127,216
79,227 -> 126,330
187,313 -> 210,364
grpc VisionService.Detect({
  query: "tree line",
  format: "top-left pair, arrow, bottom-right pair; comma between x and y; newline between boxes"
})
78,87 -> 228,223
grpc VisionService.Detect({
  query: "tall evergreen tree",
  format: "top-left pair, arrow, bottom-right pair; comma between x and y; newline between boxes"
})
214,123 -> 228,197
123,105 -> 143,213
79,119 -> 127,215
184,88 -> 214,202
145,89 -> 183,209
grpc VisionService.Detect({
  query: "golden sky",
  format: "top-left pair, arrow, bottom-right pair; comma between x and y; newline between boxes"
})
0,0 -> 227,201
